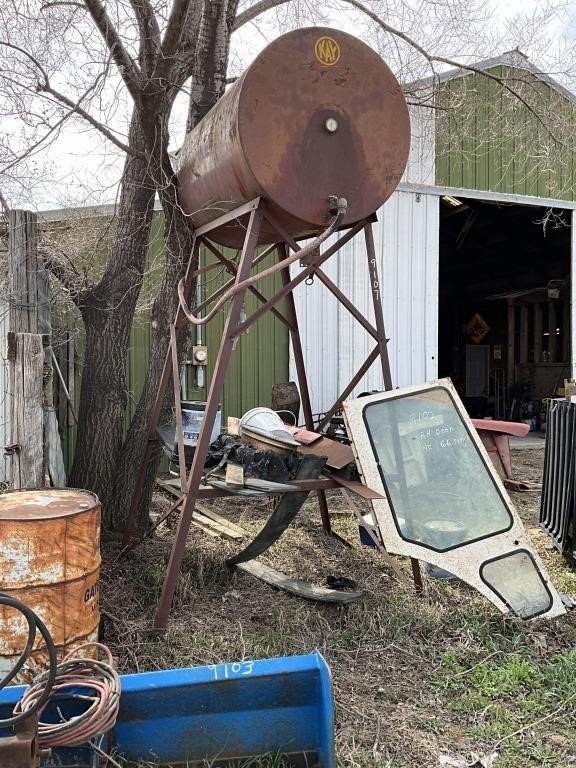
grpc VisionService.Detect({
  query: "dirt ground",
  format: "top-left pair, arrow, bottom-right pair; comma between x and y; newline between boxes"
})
101,446 -> 576,768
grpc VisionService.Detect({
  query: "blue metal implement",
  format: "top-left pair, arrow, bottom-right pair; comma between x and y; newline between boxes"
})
0,652 -> 335,767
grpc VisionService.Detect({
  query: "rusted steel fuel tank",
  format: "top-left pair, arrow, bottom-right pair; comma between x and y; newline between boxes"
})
0,489 -> 101,680
176,27 -> 410,246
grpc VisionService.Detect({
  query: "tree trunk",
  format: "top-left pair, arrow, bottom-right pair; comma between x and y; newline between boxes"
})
109,2 -> 239,533
187,0 -> 239,130
69,114 -> 155,514
109,189 -> 195,531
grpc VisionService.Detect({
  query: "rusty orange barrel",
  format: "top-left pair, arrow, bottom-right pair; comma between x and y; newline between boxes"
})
176,27 -> 410,246
0,489 -> 101,681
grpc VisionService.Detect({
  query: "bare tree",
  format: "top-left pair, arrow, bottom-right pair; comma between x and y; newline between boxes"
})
0,0 -> 573,530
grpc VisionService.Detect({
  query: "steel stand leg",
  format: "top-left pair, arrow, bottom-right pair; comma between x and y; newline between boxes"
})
122,237 -> 201,547
279,245 -> 331,534
363,223 -> 423,592
154,207 -> 264,629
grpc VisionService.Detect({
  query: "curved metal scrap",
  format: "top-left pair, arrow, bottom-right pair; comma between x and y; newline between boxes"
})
227,453 -> 327,566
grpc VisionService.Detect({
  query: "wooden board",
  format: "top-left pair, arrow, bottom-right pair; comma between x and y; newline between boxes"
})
195,503 -> 248,536
9,332 -> 44,489
8,210 -> 38,333
191,520 -> 220,538
237,560 -> 365,604
44,408 -> 66,486
155,479 -> 246,540
190,510 -> 244,539
283,425 -> 323,445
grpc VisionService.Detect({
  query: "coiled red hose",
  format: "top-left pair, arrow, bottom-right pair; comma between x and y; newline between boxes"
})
14,642 -> 120,749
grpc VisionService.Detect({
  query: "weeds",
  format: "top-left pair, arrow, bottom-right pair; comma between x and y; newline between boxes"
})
101,449 -> 576,768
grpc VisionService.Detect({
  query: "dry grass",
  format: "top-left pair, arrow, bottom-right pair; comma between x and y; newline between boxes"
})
100,448 -> 576,768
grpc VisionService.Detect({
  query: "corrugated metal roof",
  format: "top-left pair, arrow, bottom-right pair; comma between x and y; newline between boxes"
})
410,50 -> 576,105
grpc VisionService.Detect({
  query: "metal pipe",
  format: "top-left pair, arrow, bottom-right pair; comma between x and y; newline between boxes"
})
177,198 -> 348,326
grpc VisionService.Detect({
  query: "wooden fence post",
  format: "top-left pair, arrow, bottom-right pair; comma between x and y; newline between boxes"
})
8,210 -> 38,334
7,209 -> 66,487
8,332 -> 44,488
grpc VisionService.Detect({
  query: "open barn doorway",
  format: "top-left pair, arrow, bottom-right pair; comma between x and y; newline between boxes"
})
438,197 -> 572,424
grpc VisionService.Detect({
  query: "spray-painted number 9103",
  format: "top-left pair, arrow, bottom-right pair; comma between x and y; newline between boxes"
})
208,661 -> 254,680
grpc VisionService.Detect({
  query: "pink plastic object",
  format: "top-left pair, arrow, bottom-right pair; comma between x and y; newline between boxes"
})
471,419 -> 529,480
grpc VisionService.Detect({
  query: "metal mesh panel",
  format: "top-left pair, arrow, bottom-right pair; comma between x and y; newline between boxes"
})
539,399 -> 576,553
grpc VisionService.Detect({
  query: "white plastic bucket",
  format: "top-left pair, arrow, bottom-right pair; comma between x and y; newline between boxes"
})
181,401 -> 221,442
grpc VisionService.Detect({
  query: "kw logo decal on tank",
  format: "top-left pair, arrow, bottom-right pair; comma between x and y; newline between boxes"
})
314,36 -> 340,66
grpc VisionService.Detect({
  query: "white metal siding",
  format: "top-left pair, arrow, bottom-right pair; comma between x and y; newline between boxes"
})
290,192 -> 439,416
403,99 -> 435,186
290,255 -> 340,419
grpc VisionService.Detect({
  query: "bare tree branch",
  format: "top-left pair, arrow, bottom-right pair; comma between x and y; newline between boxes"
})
40,245 -> 91,304
0,40 -> 49,86
39,82 -> 143,157
129,0 -> 161,75
160,0 -> 192,60
0,41 -> 143,159
1,112 -> 69,175
0,188 -> 9,215
83,0 -> 142,103
342,0 -> 565,146
233,0 -> 290,31
41,2 -> 85,9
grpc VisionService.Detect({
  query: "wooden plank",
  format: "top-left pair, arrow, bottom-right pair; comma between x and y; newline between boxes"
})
8,210 -> 38,333
296,436 -> 354,469
190,520 -> 220,538
225,462 -> 244,488
237,560 -> 365,604
519,305 -> 529,363
328,473 -> 384,499
44,408 -> 66,486
282,425 -> 323,445
195,502 -> 248,535
190,510 -> 243,539
9,332 -> 44,489
227,416 -> 240,435
507,300 -> 515,386
533,303 -> 542,363
8,212 -> 67,485
155,479 -> 244,539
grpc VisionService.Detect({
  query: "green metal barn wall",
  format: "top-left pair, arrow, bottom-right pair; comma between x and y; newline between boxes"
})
125,234 -> 289,429
436,66 -> 576,200
56,215 -> 288,470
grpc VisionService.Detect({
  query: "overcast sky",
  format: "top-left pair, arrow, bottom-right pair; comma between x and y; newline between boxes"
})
9,0 -> 576,212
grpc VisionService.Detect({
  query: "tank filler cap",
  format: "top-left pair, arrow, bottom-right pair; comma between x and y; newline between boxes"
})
324,117 -> 339,133
326,195 -> 348,218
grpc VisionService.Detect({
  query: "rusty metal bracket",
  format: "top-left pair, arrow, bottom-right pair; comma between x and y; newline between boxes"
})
0,713 -> 43,768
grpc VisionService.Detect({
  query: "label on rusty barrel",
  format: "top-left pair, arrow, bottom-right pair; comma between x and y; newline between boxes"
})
315,36 -> 340,66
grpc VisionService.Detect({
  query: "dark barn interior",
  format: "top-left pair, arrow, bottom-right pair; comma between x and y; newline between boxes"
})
438,197 -> 572,424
